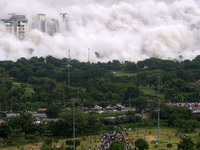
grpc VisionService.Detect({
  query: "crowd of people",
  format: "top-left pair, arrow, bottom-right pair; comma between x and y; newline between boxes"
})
98,129 -> 133,150
166,102 -> 200,110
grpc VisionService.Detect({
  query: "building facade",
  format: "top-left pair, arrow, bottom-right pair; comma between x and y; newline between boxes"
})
60,13 -> 69,30
0,14 -> 28,40
32,14 -> 59,36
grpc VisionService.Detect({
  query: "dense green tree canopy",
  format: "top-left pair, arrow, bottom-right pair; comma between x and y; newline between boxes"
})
1,55 -> 200,112
177,137 -> 195,150
46,104 -> 61,118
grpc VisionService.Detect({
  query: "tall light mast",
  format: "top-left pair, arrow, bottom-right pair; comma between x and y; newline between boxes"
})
158,76 -> 160,144
68,50 -> 70,87
88,48 -> 90,63
73,98 -> 75,150
11,87 -> 13,113
67,49 -> 75,150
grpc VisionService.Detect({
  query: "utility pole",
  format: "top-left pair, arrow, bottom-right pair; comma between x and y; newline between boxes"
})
11,87 -> 13,113
88,48 -> 90,63
78,88 -> 79,101
30,92 -> 32,112
73,98 -> 75,150
68,50 -> 70,87
158,76 -> 160,144
63,91 -> 65,109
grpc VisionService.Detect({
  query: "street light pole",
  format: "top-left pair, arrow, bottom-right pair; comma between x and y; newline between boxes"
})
63,91 -> 65,109
30,92 -> 32,112
68,50 -> 70,87
158,76 -> 160,144
11,87 -> 13,113
88,48 -> 90,63
73,98 -> 75,150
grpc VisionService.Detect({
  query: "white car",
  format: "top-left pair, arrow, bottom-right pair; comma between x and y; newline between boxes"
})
98,111 -> 104,113
94,105 -> 102,109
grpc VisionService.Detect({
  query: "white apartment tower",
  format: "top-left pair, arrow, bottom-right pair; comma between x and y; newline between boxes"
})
46,19 -> 59,36
32,14 -> 59,36
0,14 -> 28,40
60,13 -> 69,30
60,13 -> 68,21
32,14 -> 46,33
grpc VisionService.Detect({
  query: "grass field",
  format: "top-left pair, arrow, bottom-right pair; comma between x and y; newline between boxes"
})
2,126 -> 199,150
140,87 -> 165,100
77,127 -> 200,150
114,71 -> 137,77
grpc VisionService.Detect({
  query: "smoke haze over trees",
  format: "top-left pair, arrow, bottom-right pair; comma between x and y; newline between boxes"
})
0,0 -> 200,62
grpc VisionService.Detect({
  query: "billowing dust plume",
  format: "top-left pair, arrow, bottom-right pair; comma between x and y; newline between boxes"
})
0,0 -> 200,62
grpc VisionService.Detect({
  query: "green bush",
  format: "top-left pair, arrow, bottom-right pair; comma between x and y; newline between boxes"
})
82,136 -> 86,141
135,138 -> 149,150
166,143 -> 173,149
110,140 -> 123,150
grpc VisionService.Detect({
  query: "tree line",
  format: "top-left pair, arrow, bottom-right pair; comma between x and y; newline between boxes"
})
0,55 -> 200,111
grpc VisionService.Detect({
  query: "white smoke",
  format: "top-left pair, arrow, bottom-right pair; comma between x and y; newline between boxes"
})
0,0 -> 200,62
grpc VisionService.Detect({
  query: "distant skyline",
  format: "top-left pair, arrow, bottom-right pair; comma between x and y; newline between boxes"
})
0,0 -> 200,62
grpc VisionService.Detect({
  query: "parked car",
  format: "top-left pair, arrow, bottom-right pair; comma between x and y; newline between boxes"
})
105,106 -> 113,110
98,111 -> 104,113
94,105 -> 102,109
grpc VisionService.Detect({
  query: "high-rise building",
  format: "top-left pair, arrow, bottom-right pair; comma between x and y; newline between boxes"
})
46,19 -> 59,36
60,13 -> 69,30
60,13 -> 68,22
32,14 -> 59,36
32,14 -> 46,33
0,14 -> 28,40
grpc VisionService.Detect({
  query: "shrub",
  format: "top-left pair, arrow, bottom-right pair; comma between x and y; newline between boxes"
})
135,138 -> 149,150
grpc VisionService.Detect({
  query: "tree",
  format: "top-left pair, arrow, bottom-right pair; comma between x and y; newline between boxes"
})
90,90 -> 105,101
167,79 -> 186,91
130,97 -> 148,112
48,120 -> 70,136
125,111 -> 138,123
167,107 -> 198,132
7,127 -> 23,145
8,113 -> 35,134
181,119 -> 199,132
0,86 -> 10,110
196,140 -> 200,150
124,86 -> 142,102
86,114 -> 102,133
124,61 -> 138,73
111,60 -> 122,70
164,88 -> 178,102
166,143 -> 173,150
137,60 -> 145,69
135,138 -> 149,150
126,110 -> 135,117
0,124 -> 9,138
41,138 -> 53,150
46,104 -> 61,118
59,109 -> 87,136
177,137 -> 195,150
110,140 -> 123,150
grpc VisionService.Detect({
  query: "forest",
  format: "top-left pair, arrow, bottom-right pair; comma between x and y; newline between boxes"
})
0,55 -> 200,111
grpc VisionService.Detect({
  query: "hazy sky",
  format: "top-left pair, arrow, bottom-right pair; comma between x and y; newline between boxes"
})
0,0 -> 200,62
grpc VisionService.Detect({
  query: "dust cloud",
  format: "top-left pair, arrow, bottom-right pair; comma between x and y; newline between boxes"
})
0,0 -> 200,62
